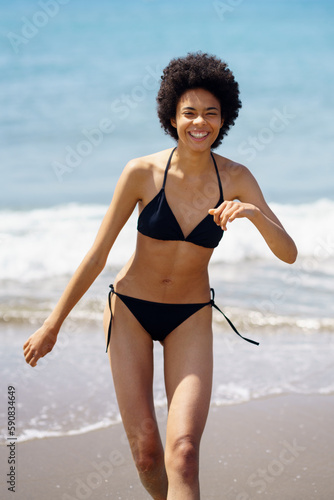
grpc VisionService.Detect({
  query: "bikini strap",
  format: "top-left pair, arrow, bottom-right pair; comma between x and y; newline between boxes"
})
105,284 -> 114,353
162,147 -> 177,189
163,149 -> 222,201
210,152 -> 223,200
210,288 -> 259,346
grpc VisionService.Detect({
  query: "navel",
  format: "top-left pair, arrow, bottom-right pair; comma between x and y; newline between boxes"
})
161,278 -> 173,286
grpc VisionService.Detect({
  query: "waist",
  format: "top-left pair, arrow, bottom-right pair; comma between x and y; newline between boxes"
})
113,279 -> 212,304
115,233 -> 212,301
116,261 -> 211,303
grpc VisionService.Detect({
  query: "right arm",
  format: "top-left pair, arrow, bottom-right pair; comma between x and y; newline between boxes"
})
23,159 -> 144,366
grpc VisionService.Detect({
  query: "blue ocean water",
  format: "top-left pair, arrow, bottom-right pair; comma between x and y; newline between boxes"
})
0,0 -> 334,441
1,0 -> 333,207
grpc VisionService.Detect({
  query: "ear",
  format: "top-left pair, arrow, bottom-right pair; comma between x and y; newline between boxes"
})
170,117 -> 177,128
220,118 -> 224,128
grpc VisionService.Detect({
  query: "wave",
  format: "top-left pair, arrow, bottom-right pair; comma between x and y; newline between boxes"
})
4,388 -> 334,444
2,290 -> 333,333
212,198 -> 334,264
12,417 -> 122,444
4,387 -> 334,444
1,199 -> 333,282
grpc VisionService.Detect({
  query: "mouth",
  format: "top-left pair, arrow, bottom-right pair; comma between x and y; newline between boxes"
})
188,131 -> 209,140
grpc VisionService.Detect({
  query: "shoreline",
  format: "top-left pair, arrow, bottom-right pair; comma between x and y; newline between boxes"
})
1,394 -> 333,499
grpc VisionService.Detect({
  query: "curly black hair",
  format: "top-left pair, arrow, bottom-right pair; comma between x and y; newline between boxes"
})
157,52 -> 242,149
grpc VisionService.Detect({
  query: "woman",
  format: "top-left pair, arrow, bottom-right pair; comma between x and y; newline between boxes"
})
23,52 -> 297,500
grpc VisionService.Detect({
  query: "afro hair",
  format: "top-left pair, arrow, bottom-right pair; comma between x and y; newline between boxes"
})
157,52 -> 242,149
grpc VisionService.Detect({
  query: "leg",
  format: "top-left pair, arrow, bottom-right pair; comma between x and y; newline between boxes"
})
163,305 -> 213,500
104,296 -> 168,500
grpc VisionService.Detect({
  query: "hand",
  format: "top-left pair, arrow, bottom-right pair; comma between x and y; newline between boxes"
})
208,200 -> 258,231
23,324 -> 58,367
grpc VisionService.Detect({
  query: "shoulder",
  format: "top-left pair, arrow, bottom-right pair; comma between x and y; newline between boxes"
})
122,148 -> 175,184
212,152 -> 249,178
212,153 -> 259,200
125,148 -> 174,172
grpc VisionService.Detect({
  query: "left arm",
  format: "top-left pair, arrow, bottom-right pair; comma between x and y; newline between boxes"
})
209,165 -> 297,264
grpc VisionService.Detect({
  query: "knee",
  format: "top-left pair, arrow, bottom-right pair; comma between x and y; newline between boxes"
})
165,435 -> 199,480
133,441 -> 164,476
135,453 -> 159,475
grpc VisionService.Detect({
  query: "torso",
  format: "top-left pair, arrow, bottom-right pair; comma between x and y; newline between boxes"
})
114,148 -> 242,303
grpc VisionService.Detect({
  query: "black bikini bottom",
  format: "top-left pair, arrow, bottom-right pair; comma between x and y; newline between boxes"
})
106,284 -> 259,352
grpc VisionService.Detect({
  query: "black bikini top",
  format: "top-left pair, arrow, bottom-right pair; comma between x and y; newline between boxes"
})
137,148 -> 224,248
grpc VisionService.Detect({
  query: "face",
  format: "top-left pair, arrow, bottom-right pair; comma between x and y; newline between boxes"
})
170,88 -> 224,150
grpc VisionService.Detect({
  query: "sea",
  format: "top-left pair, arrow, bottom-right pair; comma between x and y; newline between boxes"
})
0,0 -> 333,444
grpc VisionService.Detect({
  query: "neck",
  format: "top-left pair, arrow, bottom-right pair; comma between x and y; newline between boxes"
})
173,143 -> 213,174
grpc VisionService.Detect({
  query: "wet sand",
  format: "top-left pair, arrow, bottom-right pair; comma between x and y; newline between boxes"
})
1,394 -> 333,500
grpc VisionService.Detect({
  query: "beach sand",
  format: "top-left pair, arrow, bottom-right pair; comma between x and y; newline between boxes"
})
1,394 -> 333,500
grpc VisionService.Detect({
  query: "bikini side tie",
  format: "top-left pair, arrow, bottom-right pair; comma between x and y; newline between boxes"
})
210,288 -> 259,346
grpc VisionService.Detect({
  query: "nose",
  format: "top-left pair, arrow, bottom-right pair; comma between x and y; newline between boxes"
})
193,114 -> 206,125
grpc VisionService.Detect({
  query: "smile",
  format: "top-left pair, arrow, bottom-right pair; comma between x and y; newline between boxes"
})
189,131 -> 209,139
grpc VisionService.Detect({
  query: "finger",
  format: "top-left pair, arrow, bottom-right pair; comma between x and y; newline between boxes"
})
208,208 -> 221,226
211,208 -> 226,226
208,201 -> 228,216
30,356 -> 38,367
208,207 -> 222,215
219,218 -> 229,231
23,340 -> 32,355
228,211 -> 239,223
24,349 -> 34,364
23,348 -> 38,366
23,345 -> 31,362
227,206 -> 243,223
24,347 -> 39,366
23,338 -> 31,350
29,352 -> 39,367
219,208 -> 234,230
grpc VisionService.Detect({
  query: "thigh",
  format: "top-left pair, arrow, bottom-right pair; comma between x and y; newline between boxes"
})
104,296 -> 160,454
163,305 -> 213,446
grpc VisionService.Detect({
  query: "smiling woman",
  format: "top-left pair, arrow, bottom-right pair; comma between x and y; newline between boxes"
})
23,52 -> 297,500
170,89 -> 224,151
157,52 -> 242,149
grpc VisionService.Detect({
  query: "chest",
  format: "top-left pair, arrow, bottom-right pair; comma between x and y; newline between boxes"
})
163,171 -> 222,236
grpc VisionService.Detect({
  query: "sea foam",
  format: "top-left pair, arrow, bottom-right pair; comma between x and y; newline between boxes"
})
1,199 -> 333,282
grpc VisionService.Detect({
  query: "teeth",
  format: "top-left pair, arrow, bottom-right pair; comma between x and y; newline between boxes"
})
190,132 -> 208,138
